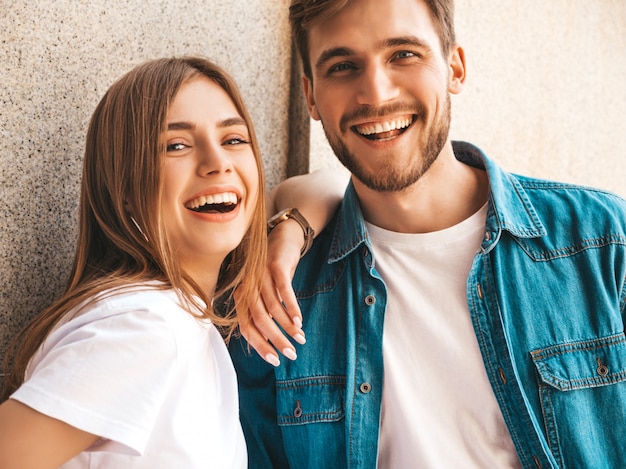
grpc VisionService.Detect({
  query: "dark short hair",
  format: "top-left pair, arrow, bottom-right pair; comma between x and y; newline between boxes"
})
289,0 -> 456,80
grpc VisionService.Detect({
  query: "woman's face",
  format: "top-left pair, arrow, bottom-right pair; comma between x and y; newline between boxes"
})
160,75 -> 259,291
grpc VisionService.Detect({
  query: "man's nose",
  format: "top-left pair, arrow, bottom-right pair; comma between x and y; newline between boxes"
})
356,64 -> 399,106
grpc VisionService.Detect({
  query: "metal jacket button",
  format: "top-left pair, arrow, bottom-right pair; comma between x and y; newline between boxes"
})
293,400 -> 302,418
597,358 -> 609,377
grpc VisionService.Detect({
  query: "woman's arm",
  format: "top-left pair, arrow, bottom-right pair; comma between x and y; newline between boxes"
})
0,398 -> 99,469
241,168 -> 350,365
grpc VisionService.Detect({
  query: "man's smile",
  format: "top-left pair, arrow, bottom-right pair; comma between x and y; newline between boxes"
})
352,115 -> 415,141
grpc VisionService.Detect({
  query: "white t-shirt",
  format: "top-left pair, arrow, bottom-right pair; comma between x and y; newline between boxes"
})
11,284 -> 246,468
369,206 -> 522,468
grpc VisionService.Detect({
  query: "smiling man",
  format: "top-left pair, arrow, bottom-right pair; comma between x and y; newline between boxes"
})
229,1 -> 626,468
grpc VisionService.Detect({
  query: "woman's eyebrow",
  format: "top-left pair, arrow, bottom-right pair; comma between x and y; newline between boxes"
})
218,117 -> 247,128
167,121 -> 195,131
166,117 -> 246,131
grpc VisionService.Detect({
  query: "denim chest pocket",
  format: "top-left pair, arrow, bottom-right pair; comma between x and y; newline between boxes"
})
531,333 -> 626,390
530,333 -> 626,468
275,376 -> 345,426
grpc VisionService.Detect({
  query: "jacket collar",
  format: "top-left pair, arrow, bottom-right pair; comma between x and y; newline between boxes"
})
452,141 -> 547,240
328,141 -> 546,262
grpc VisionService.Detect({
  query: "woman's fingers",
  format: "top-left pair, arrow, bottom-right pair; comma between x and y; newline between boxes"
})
239,214 -> 310,366
239,312 -> 282,367
241,280 -> 304,366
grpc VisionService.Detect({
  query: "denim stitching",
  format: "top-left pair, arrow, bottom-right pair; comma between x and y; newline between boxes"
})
530,333 -> 626,359
276,376 -> 346,389
516,234 -> 626,261
531,334 -> 626,390
294,259 -> 347,299
278,409 -> 344,425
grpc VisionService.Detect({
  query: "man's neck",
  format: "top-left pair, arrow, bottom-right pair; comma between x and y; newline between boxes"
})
353,145 -> 489,234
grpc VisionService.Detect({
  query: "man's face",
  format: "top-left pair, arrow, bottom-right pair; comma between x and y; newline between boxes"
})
303,0 -> 463,192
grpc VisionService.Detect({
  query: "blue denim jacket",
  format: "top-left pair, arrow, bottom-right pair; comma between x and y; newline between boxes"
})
230,141 -> 626,469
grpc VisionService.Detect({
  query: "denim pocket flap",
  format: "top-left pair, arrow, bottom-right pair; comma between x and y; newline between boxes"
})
531,333 -> 626,391
276,375 -> 345,426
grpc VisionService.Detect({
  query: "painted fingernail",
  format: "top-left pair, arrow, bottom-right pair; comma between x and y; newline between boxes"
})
265,354 -> 280,367
293,333 -> 306,345
293,316 -> 302,328
282,348 -> 298,361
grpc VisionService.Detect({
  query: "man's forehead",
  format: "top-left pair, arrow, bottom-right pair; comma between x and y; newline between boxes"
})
306,0 -> 441,58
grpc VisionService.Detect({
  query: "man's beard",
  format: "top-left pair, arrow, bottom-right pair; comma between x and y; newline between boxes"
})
322,94 -> 452,192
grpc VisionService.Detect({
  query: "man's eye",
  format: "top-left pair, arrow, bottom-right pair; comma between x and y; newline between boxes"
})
329,62 -> 354,74
395,51 -> 417,59
166,142 -> 188,152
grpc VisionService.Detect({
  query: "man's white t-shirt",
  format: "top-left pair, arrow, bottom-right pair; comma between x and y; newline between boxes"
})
11,284 -> 246,468
369,205 -> 522,468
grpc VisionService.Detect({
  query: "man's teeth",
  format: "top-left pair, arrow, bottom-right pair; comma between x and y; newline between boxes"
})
185,192 -> 238,210
356,117 -> 413,136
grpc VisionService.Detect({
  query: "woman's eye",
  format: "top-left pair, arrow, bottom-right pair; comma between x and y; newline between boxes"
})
166,142 -> 188,152
224,137 -> 249,146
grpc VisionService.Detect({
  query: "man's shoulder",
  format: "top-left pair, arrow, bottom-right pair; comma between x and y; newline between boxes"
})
496,173 -> 626,250
512,173 -> 626,221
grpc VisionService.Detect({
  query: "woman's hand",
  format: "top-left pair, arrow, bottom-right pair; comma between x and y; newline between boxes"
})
240,168 -> 349,365
239,219 -> 306,366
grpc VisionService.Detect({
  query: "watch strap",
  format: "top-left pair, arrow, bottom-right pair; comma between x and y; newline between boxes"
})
267,208 -> 315,257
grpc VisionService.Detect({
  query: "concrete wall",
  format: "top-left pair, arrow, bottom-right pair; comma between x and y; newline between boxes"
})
1,1 -> 625,387
0,0 -> 295,383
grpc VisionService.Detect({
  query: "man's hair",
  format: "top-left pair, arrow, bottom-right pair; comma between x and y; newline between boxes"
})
289,0 -> 456,80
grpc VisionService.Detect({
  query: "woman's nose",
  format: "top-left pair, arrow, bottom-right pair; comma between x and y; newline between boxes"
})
196,143 -> 233,176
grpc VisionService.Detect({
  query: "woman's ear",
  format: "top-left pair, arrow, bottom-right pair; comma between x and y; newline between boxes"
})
448,44 -> 466,95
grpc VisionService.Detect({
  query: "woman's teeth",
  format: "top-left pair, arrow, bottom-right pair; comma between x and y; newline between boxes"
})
185,192 -> 238,213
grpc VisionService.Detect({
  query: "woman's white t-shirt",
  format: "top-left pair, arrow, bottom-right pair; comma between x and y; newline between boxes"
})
11,284 -> 246,468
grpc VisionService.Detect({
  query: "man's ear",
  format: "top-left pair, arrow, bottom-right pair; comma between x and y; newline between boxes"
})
302,75 -> 321,121
448,44 -> 466,95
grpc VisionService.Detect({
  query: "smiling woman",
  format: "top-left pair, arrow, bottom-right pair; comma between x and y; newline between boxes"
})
160,75 -> 261,294
0,57 -> 275,469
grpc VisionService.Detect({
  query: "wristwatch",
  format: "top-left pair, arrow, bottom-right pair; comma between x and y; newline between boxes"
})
267,208 -> 315,257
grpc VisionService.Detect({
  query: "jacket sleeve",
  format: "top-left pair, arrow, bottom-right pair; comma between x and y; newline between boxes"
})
228,337 -> 291,468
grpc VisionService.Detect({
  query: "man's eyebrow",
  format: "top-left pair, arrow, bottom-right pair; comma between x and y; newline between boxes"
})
166,117 -> 246,131
315,47 -> 355,72
314,36 -> 432,73
383,36 -> 431,50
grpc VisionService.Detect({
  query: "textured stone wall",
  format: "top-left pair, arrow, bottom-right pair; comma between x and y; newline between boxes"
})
0,0 -> 297,384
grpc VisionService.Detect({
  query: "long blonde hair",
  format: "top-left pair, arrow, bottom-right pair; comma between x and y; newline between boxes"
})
1,57 -> 266,401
